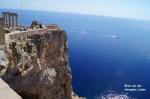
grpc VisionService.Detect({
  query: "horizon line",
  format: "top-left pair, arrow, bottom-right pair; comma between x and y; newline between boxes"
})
1,8 -> 150,21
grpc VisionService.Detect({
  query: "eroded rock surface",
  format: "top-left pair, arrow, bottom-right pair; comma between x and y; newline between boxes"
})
0,28 -> 76,99
0,50 -> 9,76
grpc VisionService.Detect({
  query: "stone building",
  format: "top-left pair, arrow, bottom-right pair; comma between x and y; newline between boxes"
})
2,12 -> 18,28
0,12 -> 18,45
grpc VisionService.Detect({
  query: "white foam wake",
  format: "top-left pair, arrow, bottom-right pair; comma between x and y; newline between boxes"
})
71,30 -> 120,39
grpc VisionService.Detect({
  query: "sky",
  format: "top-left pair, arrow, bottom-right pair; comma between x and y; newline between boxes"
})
0,0 -> 150,20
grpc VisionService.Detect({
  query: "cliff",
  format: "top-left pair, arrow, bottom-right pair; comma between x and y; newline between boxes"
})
0,25 -> 84,99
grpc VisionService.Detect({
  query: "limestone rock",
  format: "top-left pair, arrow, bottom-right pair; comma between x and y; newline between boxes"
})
72,92 -> 86,99
1,28 -> 73,99
0,50 -> 8,76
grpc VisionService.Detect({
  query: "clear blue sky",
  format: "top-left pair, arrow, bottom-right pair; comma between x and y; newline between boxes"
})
0,0 -> 150,20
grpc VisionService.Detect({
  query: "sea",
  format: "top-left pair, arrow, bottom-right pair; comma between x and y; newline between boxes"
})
1,9 -> 150,99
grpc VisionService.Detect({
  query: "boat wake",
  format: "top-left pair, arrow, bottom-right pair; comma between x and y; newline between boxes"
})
71,30 -> 120,39
102,34 -> 120,39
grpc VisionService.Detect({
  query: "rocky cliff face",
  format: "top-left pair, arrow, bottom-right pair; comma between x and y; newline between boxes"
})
0,27 -> 83,99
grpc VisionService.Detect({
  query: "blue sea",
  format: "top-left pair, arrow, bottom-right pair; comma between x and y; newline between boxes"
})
1,9 -> 150,99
